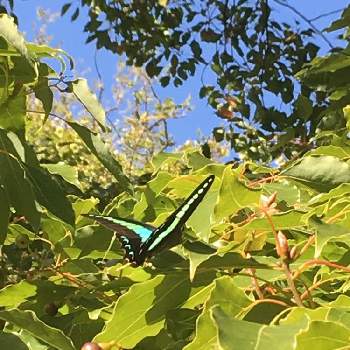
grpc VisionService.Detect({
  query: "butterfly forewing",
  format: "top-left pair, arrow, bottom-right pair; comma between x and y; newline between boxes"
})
138,175 -> 215,261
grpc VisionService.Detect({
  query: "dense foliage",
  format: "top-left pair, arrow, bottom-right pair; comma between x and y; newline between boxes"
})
59,0 -> 346,162
1,4 -> 350,350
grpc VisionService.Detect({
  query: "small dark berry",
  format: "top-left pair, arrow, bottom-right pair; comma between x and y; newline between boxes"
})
44,302 -> 58,316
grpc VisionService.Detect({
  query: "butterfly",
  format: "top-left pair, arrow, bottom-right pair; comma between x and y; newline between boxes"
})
83,175 -> 215,265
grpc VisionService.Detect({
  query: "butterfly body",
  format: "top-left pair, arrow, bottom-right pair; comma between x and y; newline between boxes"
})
84,175 -> 214,265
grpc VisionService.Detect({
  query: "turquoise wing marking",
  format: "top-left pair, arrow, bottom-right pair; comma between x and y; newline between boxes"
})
83,214 -> 154,242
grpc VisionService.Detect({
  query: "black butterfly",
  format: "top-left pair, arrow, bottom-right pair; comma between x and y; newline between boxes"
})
84,175 -> 215,265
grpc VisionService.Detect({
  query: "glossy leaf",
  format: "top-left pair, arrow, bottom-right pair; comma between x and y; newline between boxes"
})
284,156 -> 350,191
94,273 -> 191,348
0,309 -> 76,350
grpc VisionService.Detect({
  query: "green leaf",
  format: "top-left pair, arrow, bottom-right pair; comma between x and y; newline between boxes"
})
34,77 -> 53,118
0,94 -> 26,131
0,153 -> 40,230
211,306 -> 303,350
94,273 -> 191,348
72,197 -> 99,219
200,29 -> 220,43
0,280 -> 37,307
184,241 -> 216,281
197,251 -> 268,271
71,79 -> 106,130
214,166 -> 261,220
42,162 -> 80,189
25,165 -> 75,226
205,276 -> 252,315
263,181 -> 300,205
184,309 -> 216,350
294,95 -> 313,121
61,3 -> 72,16
310,218 -> 350,258
0,14 -> 31,62
296,320 -> 350,350
0,309 -> 75,350
284,156 -> 350,191
67,121 -> 132,194
0,185 -> 9,244
0,332 -> 28,350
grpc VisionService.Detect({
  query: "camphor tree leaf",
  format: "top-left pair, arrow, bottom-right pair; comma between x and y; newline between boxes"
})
0,14 -> 31,62
310,218 -> 350,258
0,185 -> 9,244
42,162 -> 80,189
67,121 -> 132,194
71,79 -> 106,130
0,309 -> 75,350
296,320 -> 350,350
0,153 -> 40,230
211,306 -> 304,350
0,94 -> 26,131
205,276 -> 252,316
214,165 -> 261,221
186,276 -> 253,349
0,280 -> 37,308
283,156 -> 350,191
94,273 -> 191,348
0,332 -> 28,350
24,164 -> 75,226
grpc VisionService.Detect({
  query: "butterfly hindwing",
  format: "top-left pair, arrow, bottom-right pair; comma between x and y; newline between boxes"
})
138,175 -> 215,262
82,214 -> 155,262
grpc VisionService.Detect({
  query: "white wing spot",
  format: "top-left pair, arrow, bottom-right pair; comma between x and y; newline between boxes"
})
203,182 -> 209,188
198,188 -> 204,194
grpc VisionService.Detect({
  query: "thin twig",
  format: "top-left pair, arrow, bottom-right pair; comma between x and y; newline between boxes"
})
272,0 -> 334,49
309,9 -> 344,22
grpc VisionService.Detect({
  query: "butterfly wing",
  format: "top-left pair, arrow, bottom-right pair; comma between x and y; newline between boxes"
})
83,214 -> 155,262
138,175 -> 215,263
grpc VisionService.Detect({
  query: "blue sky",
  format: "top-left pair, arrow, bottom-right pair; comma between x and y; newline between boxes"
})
14,0 -> 349,145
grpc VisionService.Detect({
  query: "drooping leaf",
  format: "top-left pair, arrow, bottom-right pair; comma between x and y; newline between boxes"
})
24,165 -> 75,226
0,14 -> 31,62
71,79 -> 106,130
67,121 -> 132,193
42,162 -> 80,189
0,153 -> 40,230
